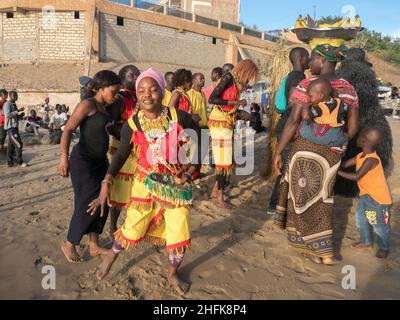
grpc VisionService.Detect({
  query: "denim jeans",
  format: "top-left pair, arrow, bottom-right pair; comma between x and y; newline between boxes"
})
355,195 -> 390,251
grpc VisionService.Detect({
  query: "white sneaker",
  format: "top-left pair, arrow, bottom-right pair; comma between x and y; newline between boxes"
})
267,208 -> 277,215
20,163 -> 28,168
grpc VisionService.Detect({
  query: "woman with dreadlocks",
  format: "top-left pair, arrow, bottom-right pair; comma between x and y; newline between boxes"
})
208,59 -> 259,209
273,43 -> 359,265
335,48 -> 393,197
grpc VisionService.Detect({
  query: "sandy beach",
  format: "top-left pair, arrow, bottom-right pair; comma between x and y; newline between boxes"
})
0,119 -> 399,300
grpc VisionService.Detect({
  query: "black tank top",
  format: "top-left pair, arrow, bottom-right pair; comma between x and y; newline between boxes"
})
77,110 -> 113,160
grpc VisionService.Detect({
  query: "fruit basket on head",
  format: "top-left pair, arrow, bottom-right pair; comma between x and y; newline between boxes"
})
292,14 -> 364,48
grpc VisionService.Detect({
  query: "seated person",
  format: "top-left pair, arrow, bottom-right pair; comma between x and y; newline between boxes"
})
49,105 -> 68,144
61,104 -> 70,120
25,109 -> 44,136
299,78 -> 349,148
249,103 -> 267,134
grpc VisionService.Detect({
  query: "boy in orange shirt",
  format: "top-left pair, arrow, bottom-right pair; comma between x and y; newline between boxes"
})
338,127 -> 392,259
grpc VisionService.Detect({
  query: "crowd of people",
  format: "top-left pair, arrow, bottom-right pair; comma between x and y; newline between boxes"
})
0,91 -> 71,167
0,42 -> 394,296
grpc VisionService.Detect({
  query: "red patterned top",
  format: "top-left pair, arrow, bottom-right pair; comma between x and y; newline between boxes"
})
290,76 -> 359,110
220,85 -> 240,112
120,90 -> 137,121
132,121 -> 187,177
178,95 -> 191,114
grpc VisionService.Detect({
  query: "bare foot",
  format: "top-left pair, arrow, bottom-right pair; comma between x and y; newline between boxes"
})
168,273 -> 190,296
321,257 -> 341,265
89,244 -> 111,257
213,198 -> 235,209
303,254 -> 322,264
351,242 -> 373,250
210,183 -> 218,199
96,251 -> 118,281
61,241 -> 83,263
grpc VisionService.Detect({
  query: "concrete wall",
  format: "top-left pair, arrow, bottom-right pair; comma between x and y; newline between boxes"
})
0,11 -> 86,63
100,13 -> 227,68
1,11 -> 37,63
17,91 -> 80,109
38,11 -> 86,61
175,0 -> 239,24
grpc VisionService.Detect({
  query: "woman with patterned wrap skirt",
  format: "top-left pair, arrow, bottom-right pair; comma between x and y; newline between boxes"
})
273,44 -> 359,265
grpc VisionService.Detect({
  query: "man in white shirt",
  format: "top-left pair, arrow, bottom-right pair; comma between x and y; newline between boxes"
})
49,105 -> 67,144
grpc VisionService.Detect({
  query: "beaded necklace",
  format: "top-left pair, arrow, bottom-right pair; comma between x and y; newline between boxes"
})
138,106 -> 178,172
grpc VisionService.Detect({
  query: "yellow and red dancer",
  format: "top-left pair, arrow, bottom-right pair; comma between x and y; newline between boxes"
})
208,59 -> 259,208
107,65 -> 141,239
89,68 -> 201,296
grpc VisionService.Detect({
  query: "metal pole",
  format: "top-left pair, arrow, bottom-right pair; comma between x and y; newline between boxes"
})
313,5 -> 316,21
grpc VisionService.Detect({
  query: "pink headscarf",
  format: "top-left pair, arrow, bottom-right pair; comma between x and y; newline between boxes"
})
135,68 -> 166,96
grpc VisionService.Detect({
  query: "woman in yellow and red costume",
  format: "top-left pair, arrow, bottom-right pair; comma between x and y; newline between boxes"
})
107,65 -> 141,239
208,59 -> 259,209
88,68 -> 201,296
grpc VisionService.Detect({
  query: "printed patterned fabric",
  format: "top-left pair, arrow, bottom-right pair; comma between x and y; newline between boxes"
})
274,137 -> 341,258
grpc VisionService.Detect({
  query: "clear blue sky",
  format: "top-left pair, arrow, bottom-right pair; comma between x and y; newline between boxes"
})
112,0 -> 400,38
240,0 -> 400,38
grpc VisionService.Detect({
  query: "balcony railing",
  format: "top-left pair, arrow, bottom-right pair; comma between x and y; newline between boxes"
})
111,0 -> 281,43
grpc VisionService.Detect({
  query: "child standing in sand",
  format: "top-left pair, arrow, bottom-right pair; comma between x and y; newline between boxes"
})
299,77 -> 349,148
338,127 -> 392,259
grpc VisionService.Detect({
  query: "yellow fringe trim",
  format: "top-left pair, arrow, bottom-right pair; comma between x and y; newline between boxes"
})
128,201 -> 153,211
147,210 -> 165,235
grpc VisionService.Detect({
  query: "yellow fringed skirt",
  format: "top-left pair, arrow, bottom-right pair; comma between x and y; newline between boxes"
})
114,174 -> 191,253
107,136 -> 137,207
208,107 -> 235,176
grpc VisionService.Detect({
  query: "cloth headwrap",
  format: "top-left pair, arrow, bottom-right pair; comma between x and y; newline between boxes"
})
135,68 -> 166,96
313,44 -> 348,63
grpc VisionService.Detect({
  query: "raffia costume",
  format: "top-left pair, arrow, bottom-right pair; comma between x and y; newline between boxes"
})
207,73 -> 240,177
114,106 -> 196,253
107,90 -> 138,207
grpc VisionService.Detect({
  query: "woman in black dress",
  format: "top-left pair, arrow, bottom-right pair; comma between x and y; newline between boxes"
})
58,70 -> 122,263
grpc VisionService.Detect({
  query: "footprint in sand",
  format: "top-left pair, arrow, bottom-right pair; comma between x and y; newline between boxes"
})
198,270 -> 214,279
34,255 -> 53,268
25,211 -> 41,224
286,256 -> 307,274
215,263 -> 225,271
297,273 -> 336,285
